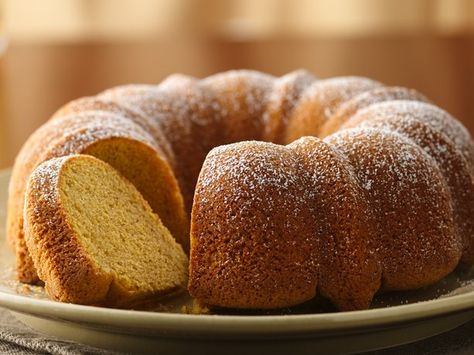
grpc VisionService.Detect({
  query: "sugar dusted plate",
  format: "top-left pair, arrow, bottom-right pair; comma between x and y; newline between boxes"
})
1,168 -> 474,354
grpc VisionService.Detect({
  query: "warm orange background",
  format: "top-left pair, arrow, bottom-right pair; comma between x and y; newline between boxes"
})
0,0 -> 473,169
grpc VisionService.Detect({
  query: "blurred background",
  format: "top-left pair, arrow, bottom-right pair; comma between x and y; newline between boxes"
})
0,0 -> 473,169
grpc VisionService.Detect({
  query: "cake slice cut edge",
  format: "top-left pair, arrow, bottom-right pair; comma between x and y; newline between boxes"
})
23,154 -> 189,307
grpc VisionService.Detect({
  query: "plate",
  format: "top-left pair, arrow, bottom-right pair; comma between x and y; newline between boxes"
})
1,168 -> 474,354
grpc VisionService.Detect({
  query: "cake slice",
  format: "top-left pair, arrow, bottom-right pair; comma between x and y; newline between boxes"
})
23,154 -> 188,307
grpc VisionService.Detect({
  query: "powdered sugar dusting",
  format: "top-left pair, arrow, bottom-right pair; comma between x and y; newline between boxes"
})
200,141 -> 315,212
327,127 -> 430,192
159,74 -> 197,90
348,105 -> 466,174
321,86 -> 429,136
303,76 -> 382,121
50,111 -> 157,155
262,70 -> 317,143
201,70 -> 274,118
324,127 -> 460,283
26,156 -> 68,210
354,101 -> 473,163
266,70 -> 316,120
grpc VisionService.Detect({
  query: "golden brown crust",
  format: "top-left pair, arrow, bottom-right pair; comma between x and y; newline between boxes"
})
284,77 -> 382,143
263,70 -> 316,144
190,128 -> 463,310
189,142 -> 319,308
326,129 -> 460,290
319,86 -> 429,137
343,104 -> 474,265
289,137 -> 382,310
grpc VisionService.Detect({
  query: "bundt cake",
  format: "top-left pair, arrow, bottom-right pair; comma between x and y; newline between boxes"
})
24,154 -> 188,306
7,69 -> 474,311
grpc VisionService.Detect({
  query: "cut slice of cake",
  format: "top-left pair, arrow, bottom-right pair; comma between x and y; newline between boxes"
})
23,154 -> 188,307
